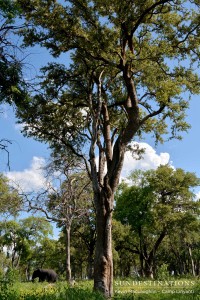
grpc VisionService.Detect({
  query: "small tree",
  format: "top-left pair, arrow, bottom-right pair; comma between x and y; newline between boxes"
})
27,169 -> 92,281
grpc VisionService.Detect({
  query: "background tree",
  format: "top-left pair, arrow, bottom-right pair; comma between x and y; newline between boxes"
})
16,0 -> 200,296
115,165 -> 200,278
0,174 -> 22,217
157,217 -> 200,277
31,237 -> 63,277
27,169 -> 92,282
72,203 -> 96,279
112,219 -> 137,278
0,216 -> 53,280
69,231 -> 89,279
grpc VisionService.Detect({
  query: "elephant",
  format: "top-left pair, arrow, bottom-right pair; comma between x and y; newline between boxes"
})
32,268 -> 58,283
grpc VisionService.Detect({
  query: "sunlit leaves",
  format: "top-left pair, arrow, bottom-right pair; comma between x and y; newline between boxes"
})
115,165 -> 200,231
0,174 -> 22,217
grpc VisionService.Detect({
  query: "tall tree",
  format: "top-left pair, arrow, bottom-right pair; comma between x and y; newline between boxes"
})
16,0 -> 199,296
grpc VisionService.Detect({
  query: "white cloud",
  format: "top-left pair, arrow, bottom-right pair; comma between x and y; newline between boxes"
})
14,123 -> 25,132
5,156 -> 48,192
5,142 -> 171,192
121,142 -> 171,178
195,191 -> 200,200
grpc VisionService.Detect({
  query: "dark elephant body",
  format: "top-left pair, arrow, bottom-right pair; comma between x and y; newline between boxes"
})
32,268 -> 57,283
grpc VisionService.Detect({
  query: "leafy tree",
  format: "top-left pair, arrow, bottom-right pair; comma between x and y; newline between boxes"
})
0,216 -> 53,279
0,174 -> 22,217
16,0 -> 199,296
112,219 -> 136,278
115,165 -> 200,278
69,232 -> 89,279
157,216 -> 200,277
32,237 -> 63,276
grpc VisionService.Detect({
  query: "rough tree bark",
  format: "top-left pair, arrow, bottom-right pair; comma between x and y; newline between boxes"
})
93,190 -> 114,297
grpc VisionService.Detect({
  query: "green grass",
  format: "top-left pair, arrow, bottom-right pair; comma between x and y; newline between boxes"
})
0,279 -> 199,300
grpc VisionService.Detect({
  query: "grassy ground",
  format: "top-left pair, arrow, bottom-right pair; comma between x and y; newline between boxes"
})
0,278 -> 199,299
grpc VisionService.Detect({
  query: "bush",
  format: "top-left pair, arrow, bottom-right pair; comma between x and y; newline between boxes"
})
156,264 -> 169,280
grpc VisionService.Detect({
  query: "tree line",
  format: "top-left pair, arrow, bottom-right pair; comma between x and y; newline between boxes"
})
0,165 -> 199,282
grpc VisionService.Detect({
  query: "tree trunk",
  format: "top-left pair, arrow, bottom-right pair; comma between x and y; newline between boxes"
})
65,225 -> 72,281
188,245 -> 195,276
93,191 -> 113,298
139,253 -> 145,277
144,260 -> 154,279
87,249 -> 94,279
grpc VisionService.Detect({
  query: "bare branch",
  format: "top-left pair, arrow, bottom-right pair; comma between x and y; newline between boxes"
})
0,139 -> 12,170
140,103 -> 166,125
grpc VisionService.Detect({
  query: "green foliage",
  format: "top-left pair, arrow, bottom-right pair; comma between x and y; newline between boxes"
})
0,217 -> 54,278
5,267 -> 21,283
114,165 -> 200,278
0,0 -> 28,107
32,238 -> 63,275
0,174 -> 22,216
0,0 -> 20,19
115,165 -> 200,231
156,263 -> 169,281
0,282 -> 106,300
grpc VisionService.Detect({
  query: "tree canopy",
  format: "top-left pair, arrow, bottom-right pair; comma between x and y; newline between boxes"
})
16,0 -> 199,150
